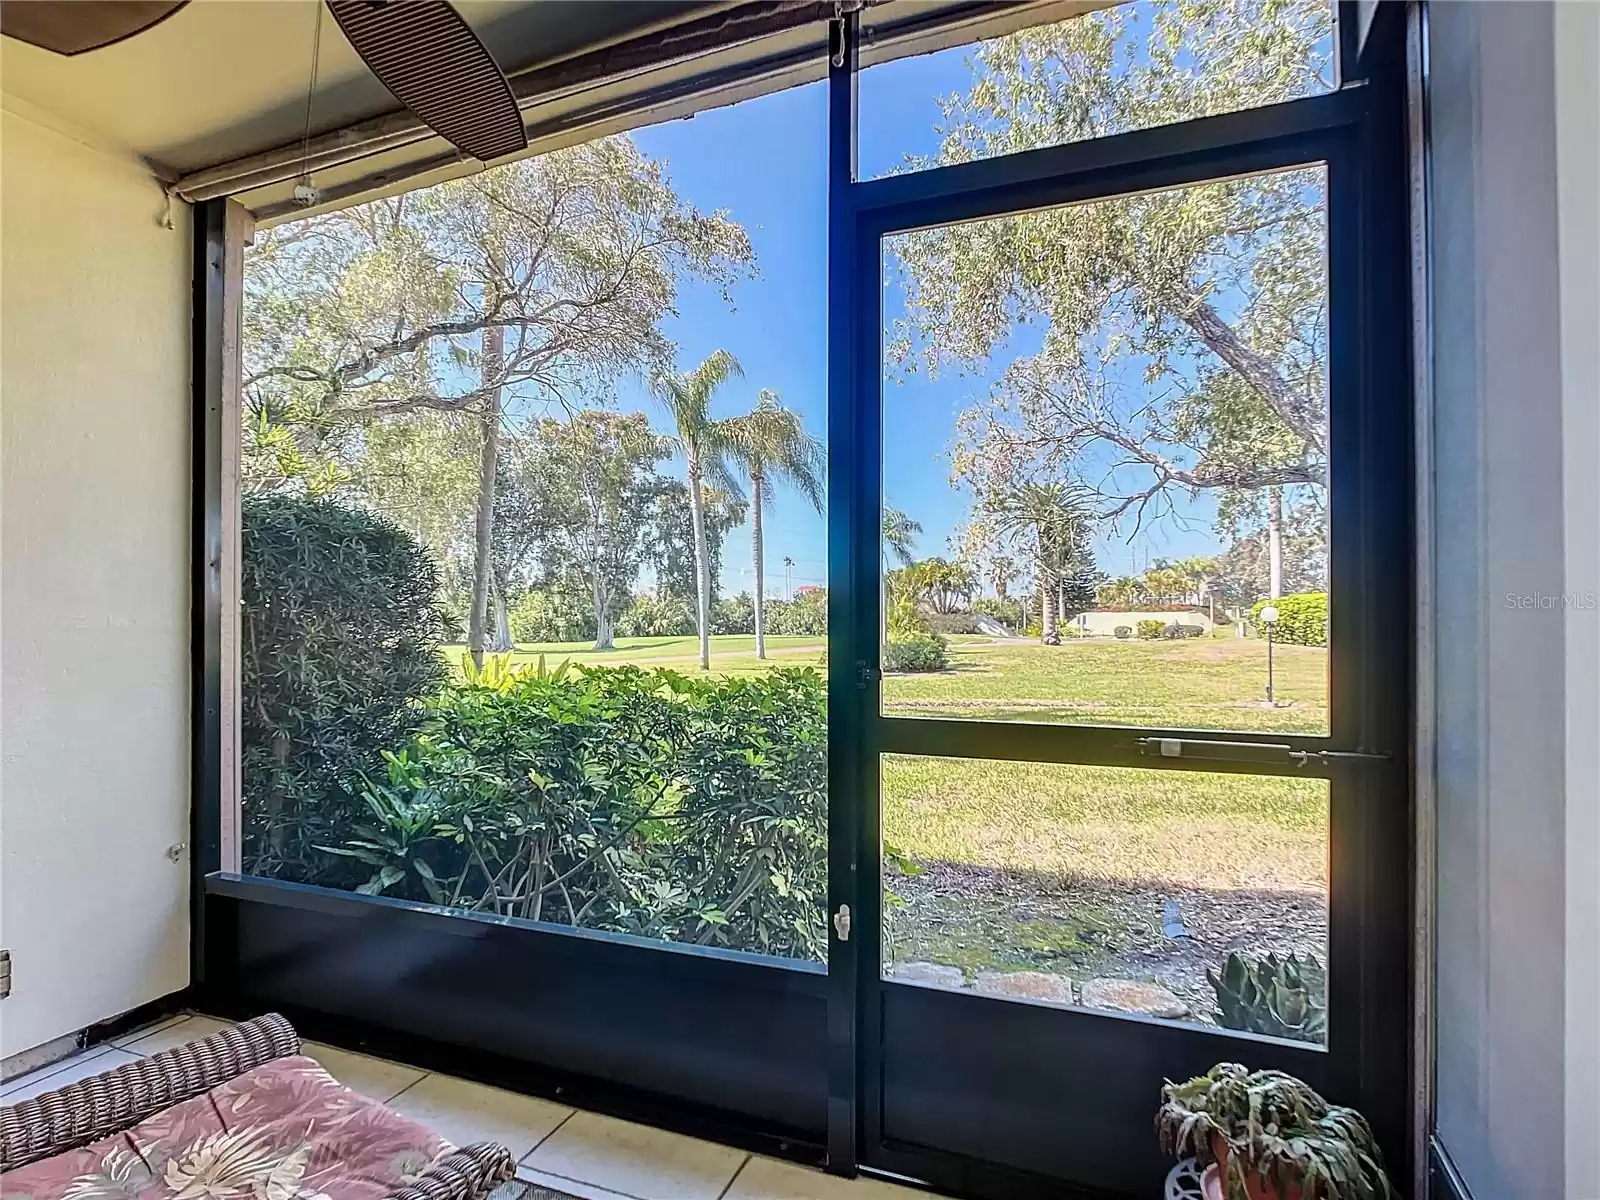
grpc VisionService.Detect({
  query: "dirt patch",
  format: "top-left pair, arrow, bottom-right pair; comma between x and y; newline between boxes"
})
885,859 -> 1327,1037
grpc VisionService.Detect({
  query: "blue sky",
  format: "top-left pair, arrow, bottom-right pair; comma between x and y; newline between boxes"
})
611,47 -> 1230,598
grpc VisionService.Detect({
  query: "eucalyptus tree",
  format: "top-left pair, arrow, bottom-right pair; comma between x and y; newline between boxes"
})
723,390 -> 824,658
242,135 -> 753,667
652,350 -> 747,670
889,0 -> 1333,583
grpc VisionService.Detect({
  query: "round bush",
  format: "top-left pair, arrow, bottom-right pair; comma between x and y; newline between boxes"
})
1251,592 -> 1328,647
884,631 -> 948,672
1136,619 -> 1167,640
1114,625 -> 1133,639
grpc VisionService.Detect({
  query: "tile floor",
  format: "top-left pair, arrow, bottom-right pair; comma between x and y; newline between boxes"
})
1,1014 -> 931,1200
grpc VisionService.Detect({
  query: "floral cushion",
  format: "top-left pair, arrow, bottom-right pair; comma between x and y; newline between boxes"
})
2,1056 -> 452,1200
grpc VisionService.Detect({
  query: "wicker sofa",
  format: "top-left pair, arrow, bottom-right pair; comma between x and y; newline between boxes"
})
0,1014 -> 514,1200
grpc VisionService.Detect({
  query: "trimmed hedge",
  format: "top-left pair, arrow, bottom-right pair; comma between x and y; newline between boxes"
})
884,631 -> 949,672
1136,619 -> 1167,640
1251,592 -> 1328,647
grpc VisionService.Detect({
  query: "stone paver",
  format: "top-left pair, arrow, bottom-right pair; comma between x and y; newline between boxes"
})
890,962 -> 966,989
1079,977 -> 1189,1019
972,970 -> 1075,1005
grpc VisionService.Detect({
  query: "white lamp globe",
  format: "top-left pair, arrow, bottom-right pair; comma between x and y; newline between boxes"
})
1259,605 -> 1280,626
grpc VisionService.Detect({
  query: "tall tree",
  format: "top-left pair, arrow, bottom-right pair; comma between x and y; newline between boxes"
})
643,482 -> 747,615
514,412 -> 672,650
242,136 -> 753,661
890,0 -> 1332,579
723,390 -> 824,659
988,482 -> 1096,646
652,350 -> 747,670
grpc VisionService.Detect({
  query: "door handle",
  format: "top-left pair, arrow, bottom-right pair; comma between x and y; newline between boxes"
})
1135,737 -> 1390,767
833,904 -> 851,941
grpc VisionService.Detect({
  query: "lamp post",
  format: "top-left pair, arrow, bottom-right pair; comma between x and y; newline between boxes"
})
1259,604 -> 1279,705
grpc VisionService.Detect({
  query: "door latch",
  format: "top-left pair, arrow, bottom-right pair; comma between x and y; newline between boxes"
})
833,904 -> 851,942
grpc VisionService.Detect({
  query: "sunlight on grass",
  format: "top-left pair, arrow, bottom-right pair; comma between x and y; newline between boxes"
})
881,755 -> 1328,892
883,637 -> 1328,735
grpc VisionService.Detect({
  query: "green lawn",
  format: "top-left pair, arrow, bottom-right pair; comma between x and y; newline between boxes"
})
885,636 -> 1327,735
443,634 -> 825,678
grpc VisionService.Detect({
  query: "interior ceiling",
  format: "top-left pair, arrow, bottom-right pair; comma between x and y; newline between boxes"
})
2,0 -> 1100,223
0,0 -> 709,174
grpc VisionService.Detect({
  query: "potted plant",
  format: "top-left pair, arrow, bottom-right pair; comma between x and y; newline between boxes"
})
1155,1063 -> 1394,1200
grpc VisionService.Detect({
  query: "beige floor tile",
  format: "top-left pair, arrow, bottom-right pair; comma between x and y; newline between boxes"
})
522,1111 -> 746,1200
301,1041 -> 426,1103
385,1072 -> 573,1160
119,1015 -> 234,1056
723,1157 -> 931,1200
1,1047 -> 142,1103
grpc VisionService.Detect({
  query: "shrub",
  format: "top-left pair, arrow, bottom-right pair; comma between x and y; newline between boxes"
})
884,632 -> 948,672
241,494 -> 449,881
1251,592 -> 1328,647
1136,619 -> 1167,640
509,586 -> 596,644
1175,624 -> 1206,639
712,592 -> 756,635
326,662 -> 828,959
618,593 -> 696,638
766,588 -> 828,636
1114,625 -> 1133,639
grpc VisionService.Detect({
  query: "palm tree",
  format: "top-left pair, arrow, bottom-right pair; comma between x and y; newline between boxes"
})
883,507 -> 921,567
652,349 -> 745,670
723,389 -> 824,659
990,481 -> 1092,647
782,555 -> 796,600
988,554 -> 1016,603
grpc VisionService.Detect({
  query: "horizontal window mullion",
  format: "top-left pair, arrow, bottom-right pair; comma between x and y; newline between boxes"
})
848,87 -> 1367,231
871,716 -> 1369,777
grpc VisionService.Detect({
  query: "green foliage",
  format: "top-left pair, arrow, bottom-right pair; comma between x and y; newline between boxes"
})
765,588 -> 828,637
241,495 -> 449,878
1136,619 -> 1167,640
712,592 -> 757,636
1252,592 -> 1328,647
619,593 -> 697,638
323,663 -> 828,959
972,596 -> 1025,631
508,586 -> 596,644
1208,951 -> 1327,1043
884,632 -> 949,673
1114,625 -> 1133,639
1156,1064 -> 1394,1200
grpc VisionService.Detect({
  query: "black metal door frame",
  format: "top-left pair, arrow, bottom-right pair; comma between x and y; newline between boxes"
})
824,12 -> 1412,1198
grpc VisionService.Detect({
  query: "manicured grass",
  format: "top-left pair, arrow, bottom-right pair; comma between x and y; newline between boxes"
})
443,635 -> 824,678
883,637 -> 1327,735
881,754 -> 1328,893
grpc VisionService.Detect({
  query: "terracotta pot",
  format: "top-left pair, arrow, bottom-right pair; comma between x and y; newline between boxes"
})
1207,1136 -> 1310,1200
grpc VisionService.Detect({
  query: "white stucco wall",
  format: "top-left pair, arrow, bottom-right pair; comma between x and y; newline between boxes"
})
0,106 -> 191,1056
1428,3 -> 1599,1196
1554,4 -> 1600,1195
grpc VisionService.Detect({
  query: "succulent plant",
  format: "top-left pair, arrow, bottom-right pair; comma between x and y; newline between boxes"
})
1208,951 -> 1327,1043
1155,1063 -> 1395,1200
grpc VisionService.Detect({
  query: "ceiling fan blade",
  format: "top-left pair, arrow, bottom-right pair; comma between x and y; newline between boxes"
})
1,1 -> 188,56
326,0 -> 528,164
